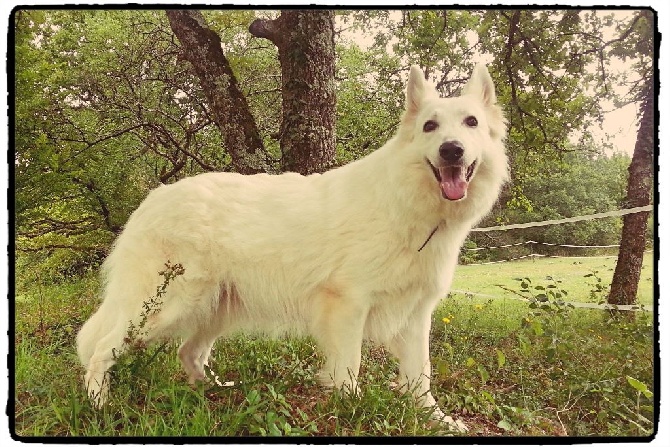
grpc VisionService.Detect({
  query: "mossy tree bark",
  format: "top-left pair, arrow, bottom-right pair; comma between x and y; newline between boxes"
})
250,10 -> 336,174
166,10 -> 271,174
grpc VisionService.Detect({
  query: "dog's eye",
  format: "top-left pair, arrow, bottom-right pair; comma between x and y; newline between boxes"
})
423,120 -> 439,132
464,116 -> 478,127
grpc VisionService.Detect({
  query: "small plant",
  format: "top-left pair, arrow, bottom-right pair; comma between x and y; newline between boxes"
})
584,270 -> 608,304
626,375 -> 654,428
124,261 -> 185,349
517,276 -> 573,315
497,404 -> 542,433
108,261 -> 185,404
239,385 -> 319,436
512,276 -> 575,362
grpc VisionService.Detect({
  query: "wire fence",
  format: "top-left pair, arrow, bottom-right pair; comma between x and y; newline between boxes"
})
453,205 -> 654,312
470,205 -> 653,233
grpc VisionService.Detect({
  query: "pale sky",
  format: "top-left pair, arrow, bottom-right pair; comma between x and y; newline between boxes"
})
600,103 -> 639,155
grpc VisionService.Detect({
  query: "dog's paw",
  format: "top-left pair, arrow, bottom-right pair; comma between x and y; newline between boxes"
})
441,415 -> 468,433
428,407 -> 468,433
84,373 -> 109,408
317,370 -> 360,395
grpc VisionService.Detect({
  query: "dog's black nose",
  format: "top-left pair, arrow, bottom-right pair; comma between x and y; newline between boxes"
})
439,141 -> 464,164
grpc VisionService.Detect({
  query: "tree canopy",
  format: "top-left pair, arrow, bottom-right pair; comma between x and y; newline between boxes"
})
13,8 -> 654,280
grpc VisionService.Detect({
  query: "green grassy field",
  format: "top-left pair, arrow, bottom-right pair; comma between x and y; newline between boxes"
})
452,252 -> 654,306
14,255 -> 655,438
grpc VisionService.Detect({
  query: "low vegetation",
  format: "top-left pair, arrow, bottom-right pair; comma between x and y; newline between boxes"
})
14,255 -> 654,437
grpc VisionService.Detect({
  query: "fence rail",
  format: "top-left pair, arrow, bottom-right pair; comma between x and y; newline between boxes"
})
453,205 -> 655,312
471,205 -> 653,233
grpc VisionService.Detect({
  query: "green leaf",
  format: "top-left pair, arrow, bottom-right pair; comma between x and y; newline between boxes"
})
246,389 -> 261,405
496,349 -> 506,368
497,419 -> 512,431
478,365 -> 490,383
481,390 -> 495,404
518,335 -> 531,355
627,376 -> 653,398
436,359 -> 450,377
465,357 -> 476,368
443,342 -> 454,360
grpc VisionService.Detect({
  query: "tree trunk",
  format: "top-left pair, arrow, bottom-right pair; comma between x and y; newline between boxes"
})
607,79 -> 654,313
166,10 -> 271,174
249,10 -> 336,174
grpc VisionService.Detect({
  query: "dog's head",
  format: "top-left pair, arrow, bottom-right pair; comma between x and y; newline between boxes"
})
400,65 -> 507,202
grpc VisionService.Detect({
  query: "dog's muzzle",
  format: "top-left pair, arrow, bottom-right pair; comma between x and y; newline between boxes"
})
427,145 -> 477,201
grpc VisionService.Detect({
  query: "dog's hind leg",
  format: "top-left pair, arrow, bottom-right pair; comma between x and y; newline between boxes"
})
178,332 -> 218,385
177,281 -> 238,386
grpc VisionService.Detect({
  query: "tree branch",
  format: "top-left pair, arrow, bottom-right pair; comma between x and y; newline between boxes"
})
166,9 -> 271,174
71,177 -> 121,234
19,217 -> 97,239
248,16 -> 281,44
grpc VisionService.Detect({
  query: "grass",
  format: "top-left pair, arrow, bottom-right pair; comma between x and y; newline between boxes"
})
452,252 -> 654,307
13,255 -> 655,438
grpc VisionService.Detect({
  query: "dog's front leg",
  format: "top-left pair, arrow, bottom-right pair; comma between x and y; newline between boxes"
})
310,292 -> 369,394
387,301 -> 468,432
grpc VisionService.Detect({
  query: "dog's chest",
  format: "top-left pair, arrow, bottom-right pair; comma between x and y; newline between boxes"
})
371,233 -> 458,299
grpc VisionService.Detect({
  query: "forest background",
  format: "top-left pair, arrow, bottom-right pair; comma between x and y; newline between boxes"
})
14,9 -> 655,280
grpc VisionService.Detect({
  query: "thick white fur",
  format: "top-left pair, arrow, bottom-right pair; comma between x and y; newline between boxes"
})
77,64 -> 508,429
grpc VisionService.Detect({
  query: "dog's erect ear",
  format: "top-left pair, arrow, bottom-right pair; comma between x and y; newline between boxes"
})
463,64 -> 507,140
461,64 -> 497,106
402,66 -> 438,132
405,65 -> 429,116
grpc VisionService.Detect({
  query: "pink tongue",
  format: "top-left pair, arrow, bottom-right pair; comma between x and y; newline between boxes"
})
438,166 -> 468,200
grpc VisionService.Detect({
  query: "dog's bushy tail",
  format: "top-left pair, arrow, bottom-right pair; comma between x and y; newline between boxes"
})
76,236 -> 159,368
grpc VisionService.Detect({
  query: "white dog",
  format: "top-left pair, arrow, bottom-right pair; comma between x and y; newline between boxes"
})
77,64 -> 508,431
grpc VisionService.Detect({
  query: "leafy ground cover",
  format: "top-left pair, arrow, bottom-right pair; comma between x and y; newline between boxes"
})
13,254 -> 655,438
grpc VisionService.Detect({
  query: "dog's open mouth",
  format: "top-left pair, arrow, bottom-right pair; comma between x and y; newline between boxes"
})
427,158 -> 477,201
